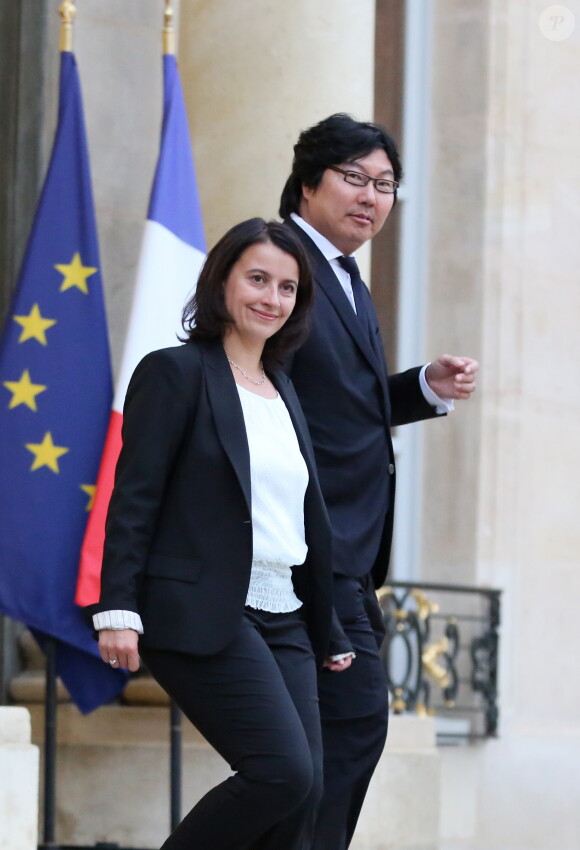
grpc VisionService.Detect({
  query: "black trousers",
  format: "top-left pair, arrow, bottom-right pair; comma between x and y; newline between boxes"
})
140,607 -> 322,850
313,573 -> 389,850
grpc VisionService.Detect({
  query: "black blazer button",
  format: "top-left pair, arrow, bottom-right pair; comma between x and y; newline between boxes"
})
388,463 -> 395,475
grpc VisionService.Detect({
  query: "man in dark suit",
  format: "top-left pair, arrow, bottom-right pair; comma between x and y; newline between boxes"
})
279,113 -> 478,850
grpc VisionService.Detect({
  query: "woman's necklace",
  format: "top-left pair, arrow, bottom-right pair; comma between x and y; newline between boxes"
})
227,357 -> 266,386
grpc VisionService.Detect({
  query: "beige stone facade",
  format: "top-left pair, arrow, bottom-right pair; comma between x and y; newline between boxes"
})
423,2 -> 580,847
2,1 -> 580,848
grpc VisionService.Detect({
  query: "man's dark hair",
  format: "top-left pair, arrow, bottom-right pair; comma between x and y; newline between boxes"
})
279,113 -> 402,219
181,218 -> 313,370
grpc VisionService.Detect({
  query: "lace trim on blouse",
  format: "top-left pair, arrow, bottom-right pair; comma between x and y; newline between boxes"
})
245,560 -> 302,613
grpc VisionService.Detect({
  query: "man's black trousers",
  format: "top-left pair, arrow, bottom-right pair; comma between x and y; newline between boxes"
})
313,573 -> 390,850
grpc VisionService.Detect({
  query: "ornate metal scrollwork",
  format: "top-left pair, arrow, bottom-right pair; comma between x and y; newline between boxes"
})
377,581 -> 501,741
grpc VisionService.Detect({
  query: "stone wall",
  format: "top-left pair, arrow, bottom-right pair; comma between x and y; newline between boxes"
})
178,0 -> 376,276
422,2 -> 580,848
0,708 -> 38,850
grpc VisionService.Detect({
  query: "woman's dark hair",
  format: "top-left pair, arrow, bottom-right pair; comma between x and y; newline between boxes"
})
279,113 -> 402,219
181,218 -> 313,369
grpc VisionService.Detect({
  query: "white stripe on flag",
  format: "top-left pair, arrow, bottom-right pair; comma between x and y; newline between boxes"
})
114,220 -> 205,410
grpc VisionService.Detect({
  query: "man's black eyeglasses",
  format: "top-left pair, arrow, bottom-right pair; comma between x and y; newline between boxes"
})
329,166 -> 399,195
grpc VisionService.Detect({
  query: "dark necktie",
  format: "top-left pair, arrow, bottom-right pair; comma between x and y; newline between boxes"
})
337,255 -> 385,371
337,254 -> 370,330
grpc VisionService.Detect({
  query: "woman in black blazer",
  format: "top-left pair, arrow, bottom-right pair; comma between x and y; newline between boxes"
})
90,219 -> 336,850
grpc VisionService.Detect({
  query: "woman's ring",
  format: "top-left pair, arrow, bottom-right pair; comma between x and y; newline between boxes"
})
109,658 -> 118,666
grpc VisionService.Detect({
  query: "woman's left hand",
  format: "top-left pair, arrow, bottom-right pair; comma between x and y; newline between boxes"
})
98,628 -> 140,672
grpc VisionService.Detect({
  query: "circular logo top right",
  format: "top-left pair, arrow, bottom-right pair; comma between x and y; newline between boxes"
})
538,5 -> 576,41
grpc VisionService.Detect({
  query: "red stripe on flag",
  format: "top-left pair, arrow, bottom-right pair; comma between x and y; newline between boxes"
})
75,410 -> 123,606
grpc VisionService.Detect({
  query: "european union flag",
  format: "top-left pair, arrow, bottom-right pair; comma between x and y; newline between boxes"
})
0,51 -> 128,712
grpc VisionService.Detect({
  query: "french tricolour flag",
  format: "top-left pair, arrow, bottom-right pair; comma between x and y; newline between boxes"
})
76,54 -> 205,607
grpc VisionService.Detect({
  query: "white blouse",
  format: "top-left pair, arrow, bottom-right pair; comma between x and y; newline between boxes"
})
236,384 -> 309,613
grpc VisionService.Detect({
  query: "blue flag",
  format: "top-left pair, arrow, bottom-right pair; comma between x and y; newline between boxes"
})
0,51 -> 128,712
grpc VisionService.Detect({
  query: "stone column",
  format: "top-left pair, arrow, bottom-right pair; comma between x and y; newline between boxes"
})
351,716 -> 440,850
178,0 -> 376,274
423,2 -> 580,848
420,0 -> 489,585
71,0 -> 172,370
0,0 -> 50,324
0,708 -> 39,850
470,2 -> 580,846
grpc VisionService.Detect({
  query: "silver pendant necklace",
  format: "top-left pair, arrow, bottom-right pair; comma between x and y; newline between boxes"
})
227,357 -> 266,386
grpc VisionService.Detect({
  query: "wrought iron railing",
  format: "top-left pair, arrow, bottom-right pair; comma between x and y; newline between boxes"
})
377,580 -> 501,742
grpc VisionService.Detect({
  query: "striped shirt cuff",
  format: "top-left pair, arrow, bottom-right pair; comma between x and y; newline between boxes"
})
329,652 -> 356,662
93,610 -> 144,634
419,363 -> 455,414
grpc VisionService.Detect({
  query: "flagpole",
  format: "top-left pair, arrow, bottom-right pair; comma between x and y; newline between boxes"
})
41,638 -> 59,850
162,4 -> 183,827
40,9 -> 77,847
170,701 -> 182,831
58,0 -> 76,52
163,0 -> 175,56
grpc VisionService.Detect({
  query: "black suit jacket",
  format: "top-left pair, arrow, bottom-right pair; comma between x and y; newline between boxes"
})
285,219 -> 441,591
90,339 -> 334,668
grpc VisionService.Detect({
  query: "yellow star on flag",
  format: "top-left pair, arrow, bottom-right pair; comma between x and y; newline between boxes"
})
54,252 -> 97,294
80,484 -> 97,511
3,370 -> 47,411
25,432 -> 69,473
13,303 -> 57,345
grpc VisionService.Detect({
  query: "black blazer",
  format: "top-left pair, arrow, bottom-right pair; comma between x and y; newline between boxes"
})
90,339 -> 334,668
285,219 -> 441,589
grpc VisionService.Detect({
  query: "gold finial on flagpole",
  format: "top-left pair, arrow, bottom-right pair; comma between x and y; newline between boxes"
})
163,1 -> 175,56
58,1 -> 77,52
